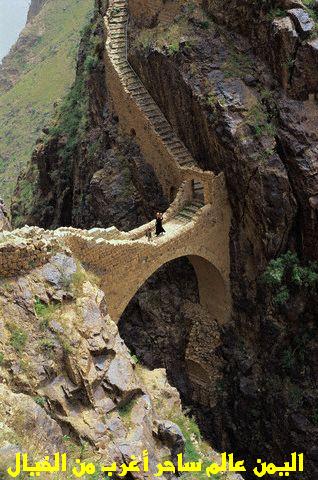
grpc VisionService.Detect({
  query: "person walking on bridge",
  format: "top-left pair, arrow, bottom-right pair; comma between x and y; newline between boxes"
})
155,212 -> 165,236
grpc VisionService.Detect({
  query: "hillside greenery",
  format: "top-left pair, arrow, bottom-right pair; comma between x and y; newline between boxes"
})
0,0 -> 94,204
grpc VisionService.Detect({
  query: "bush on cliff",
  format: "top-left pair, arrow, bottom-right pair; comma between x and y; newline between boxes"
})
262,251 -> 318,305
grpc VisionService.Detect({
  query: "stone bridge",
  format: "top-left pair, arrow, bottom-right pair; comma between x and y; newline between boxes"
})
0,0 -> 232,331
57,172 -> 231,325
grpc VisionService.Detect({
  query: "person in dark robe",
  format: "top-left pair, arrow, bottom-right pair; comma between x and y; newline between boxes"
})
155,212 -> 166,236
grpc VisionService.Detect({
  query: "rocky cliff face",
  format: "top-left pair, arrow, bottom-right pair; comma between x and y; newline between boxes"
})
203,0 -> 318,100
0,199 -> 11,232
125,1 -> 318,476
11,5 -> 168,231
27,0 -> 48,22
0,248 -> 199,478
10,0 -> 318,478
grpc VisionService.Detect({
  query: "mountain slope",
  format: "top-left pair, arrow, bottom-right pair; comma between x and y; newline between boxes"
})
0,0 -> 94,203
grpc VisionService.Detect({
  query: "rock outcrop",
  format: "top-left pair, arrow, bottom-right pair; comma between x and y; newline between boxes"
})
0,248 -> 242,480
27,0 -> 47,23
202,0 -> 318,99
0,199 -> 11,232
0,250 -> 182,472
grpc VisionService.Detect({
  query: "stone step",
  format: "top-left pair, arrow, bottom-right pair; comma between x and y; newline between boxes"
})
120,68 -> 134,76
183,204 -> 201,213
111,41 -> 126,47
126,81 -> 144,90
175,150 -> 192,160
142,101 -> 160,111
113,60 -> 128,68
180,161 -> 196,168
179,159 -> 195,167
128,83 -> 145,92
124,77 -> 142,87
108,26 -> 125,33
176,211 -> 194,221
111,48 -> 126,55
131,91 -> 149,101
112,56 -> 126,62
119,69 -> 132,77
193,199 -> 204,207
111,31 -> 125,37
109,20 -> 127,26
156,125 -> 172,135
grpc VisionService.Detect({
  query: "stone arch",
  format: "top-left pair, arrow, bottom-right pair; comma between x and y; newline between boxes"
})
187,255 -> 228,326
110,252 -> 229,327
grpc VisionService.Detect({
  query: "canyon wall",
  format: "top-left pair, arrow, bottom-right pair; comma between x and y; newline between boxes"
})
10,0 -> 318,477
27,0 -> 48,22
202,0 -> 318,99
125,1 -> 318,476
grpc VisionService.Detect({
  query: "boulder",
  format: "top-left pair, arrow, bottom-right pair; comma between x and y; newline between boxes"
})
40,253 -> 77,288
292,38 -> 318,97
288,8 -> 315,38
106,354 -> 140,399
271,17 -> 298,90
0,198 -> 11,232
156,420 -> 185,465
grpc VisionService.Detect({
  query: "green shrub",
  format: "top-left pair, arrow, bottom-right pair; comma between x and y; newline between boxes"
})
173,415 -> 201,461
39,338 -> 55,351
84,54 -> 98,73
118,397 -> 137,418
34,396 -> 46,407
312,408 -> 318,425
167,42 -> 180,55
6,323 -> 27,353
199,20 -> 210,29
34,298 -> 58,329
246,104 -> 277,138
281,347 -> 296,371
130,353 -> 139,365
222,50 -> 253,79
274,286 -> 290,305
0,352 -> 4,365
262,251 -> 318,305
49,75 -> 88,162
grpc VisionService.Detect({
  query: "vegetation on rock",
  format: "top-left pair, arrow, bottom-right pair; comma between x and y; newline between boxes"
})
0,0 -> 94,203
262,251 -> 318,305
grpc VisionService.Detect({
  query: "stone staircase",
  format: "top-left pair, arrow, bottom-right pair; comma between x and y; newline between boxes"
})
193,180 -> 204,202
175,200 -> 205,224
107,0 -> 197,170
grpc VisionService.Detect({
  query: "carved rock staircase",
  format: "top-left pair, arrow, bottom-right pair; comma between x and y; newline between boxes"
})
107,0 -> 198,170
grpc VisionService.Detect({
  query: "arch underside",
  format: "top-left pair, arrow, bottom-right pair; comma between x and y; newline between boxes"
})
117,253 -> 230,403
103,251 -> 231,327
